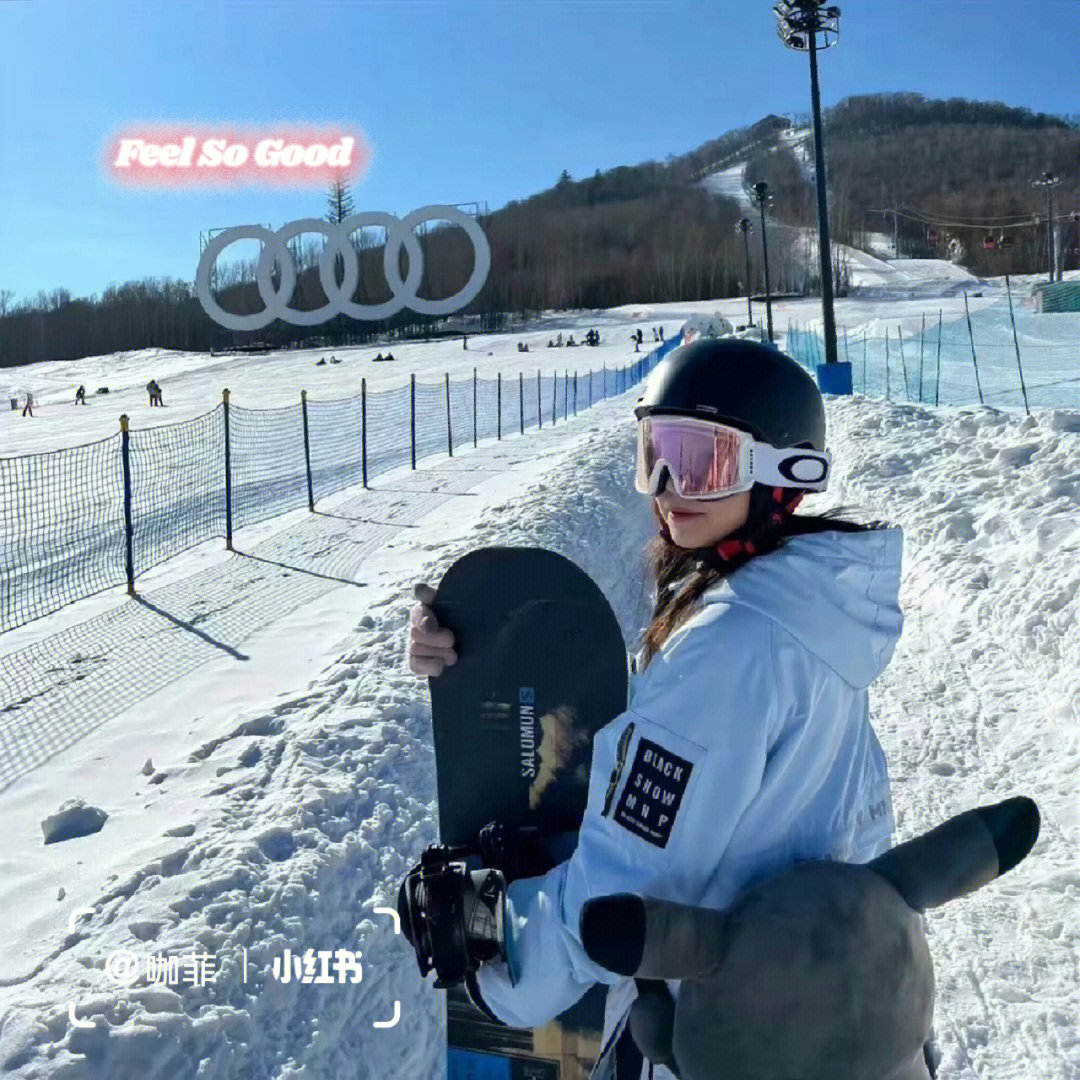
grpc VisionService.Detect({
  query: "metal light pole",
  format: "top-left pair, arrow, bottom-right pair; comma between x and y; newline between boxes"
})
750,184 -> 774,341
774,1 -> 841,365
1031,171 -> 1061,282
735,218 -> 754,325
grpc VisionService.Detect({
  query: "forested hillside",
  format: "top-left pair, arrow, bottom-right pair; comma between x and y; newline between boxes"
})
745,93 -> 1080,276
3,97 -> 1077,366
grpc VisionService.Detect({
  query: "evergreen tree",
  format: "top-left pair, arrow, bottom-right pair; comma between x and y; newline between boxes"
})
326,173 -> 355,223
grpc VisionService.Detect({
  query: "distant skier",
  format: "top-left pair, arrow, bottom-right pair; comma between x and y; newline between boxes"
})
21,392 -> 33,417
407,339 -> 919,1079
317,357 -> 327,366
75,385 -> 86,405
330,354 -> 340,364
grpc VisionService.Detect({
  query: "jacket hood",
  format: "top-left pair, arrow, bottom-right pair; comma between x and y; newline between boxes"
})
702,527 -> 904,689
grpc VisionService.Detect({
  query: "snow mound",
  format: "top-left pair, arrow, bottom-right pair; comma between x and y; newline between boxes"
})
41,798 -> 108,844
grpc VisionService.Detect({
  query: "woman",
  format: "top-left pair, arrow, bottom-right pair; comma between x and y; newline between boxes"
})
408,338 -> 906,1079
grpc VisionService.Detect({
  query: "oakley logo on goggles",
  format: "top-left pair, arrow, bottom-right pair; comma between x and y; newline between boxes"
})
635,416 -> 831,499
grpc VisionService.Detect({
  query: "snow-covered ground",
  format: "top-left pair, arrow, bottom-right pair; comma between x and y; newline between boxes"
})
2,272 -> 1080,1080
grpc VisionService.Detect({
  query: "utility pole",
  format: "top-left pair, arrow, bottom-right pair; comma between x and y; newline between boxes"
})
735,218 -> 754,326
774,0 -> 841,365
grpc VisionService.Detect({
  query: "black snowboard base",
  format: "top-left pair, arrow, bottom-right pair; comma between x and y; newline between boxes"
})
429,548 -> 628,1080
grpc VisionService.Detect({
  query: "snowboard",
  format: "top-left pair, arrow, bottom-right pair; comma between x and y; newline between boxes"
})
428,547 -> 629,1080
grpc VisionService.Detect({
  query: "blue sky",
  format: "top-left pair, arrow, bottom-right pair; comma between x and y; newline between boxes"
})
2,0 -> 1077,303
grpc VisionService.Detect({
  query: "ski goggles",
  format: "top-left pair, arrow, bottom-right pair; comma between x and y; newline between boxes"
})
634,415 -> 831,499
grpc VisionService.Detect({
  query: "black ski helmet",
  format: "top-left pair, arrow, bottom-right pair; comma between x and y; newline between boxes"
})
634,338 -> 826,452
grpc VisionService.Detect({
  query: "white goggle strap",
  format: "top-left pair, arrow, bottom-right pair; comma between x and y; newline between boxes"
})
747,442 -> 831,491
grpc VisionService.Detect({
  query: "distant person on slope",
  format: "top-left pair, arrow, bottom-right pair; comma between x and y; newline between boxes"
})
75,385 -> 86,405
22,392 -> 33,417
406,339 -> 916,1079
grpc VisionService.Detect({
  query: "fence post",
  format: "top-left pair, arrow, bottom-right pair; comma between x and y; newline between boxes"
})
537,370 -> 542,429
1005,275 -> 1031,416
120,414 -> 136,596
935,310 -> 943,408
552,371 -> 556,426
361,380 -> 369,488
574,371 -> 578,415
223,388 -> 233,551
918,314 -> 926,404
519,372 -> 524,435
862,331 -> 868,396
410,373 -> 417,469
473,367 -> 478,448
884,332 -> 891,401
603,363 -> 607,399
962,291 -> 985,405
445,372 -> 453,456
564,371 -> 568,420
497,372 -> 502,440
589,369 -> 593,407
898,327 -> 911,401
301,389 -> 315,509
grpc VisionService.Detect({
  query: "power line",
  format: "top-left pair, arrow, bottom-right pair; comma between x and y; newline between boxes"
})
870,206 -> 1039,231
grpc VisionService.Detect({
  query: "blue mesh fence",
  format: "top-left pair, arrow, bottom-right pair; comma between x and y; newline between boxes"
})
477,377 -> 500,441
787,299 -> 1080,411
1,435 -> 126,633
539,375 -> 554,427
413,381 -> 448,462
522,373 -> 540,431
305,393 -> 364,502
1,335 -> 679,635
129,408 -> 224,575
501,375 -> 521,436
448,377 -> 474,451
230,403 -> 309,531
364,384 -> 412,482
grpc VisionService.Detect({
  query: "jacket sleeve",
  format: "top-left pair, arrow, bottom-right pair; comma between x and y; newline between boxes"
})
475,610 -> 774,1028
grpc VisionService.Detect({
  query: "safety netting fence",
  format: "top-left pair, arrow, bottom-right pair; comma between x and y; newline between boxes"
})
0,337 -> 680,635
786,290 -> 1080,413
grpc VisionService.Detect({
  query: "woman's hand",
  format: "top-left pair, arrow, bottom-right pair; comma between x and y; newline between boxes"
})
408,582 -> 458,677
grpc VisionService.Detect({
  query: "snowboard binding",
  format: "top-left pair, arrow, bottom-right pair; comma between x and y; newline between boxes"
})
397,822 -> 557,988
397,838 -> 508,988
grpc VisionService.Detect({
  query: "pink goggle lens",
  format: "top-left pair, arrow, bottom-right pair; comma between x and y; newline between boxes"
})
638,419 -> 744,496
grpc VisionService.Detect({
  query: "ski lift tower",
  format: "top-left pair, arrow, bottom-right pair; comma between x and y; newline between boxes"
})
774,0 -> 841,369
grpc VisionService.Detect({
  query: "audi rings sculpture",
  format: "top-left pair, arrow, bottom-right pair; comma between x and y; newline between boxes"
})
195,205 -> 491,331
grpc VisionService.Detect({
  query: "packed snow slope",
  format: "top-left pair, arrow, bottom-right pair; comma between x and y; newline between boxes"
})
1,366 -> 1079,1078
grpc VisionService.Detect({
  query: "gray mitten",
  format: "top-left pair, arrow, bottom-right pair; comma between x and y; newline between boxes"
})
580,797 -> 1039,1080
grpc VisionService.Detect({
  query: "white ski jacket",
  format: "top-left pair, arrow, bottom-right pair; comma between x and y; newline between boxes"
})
474,527 -> 905,1078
